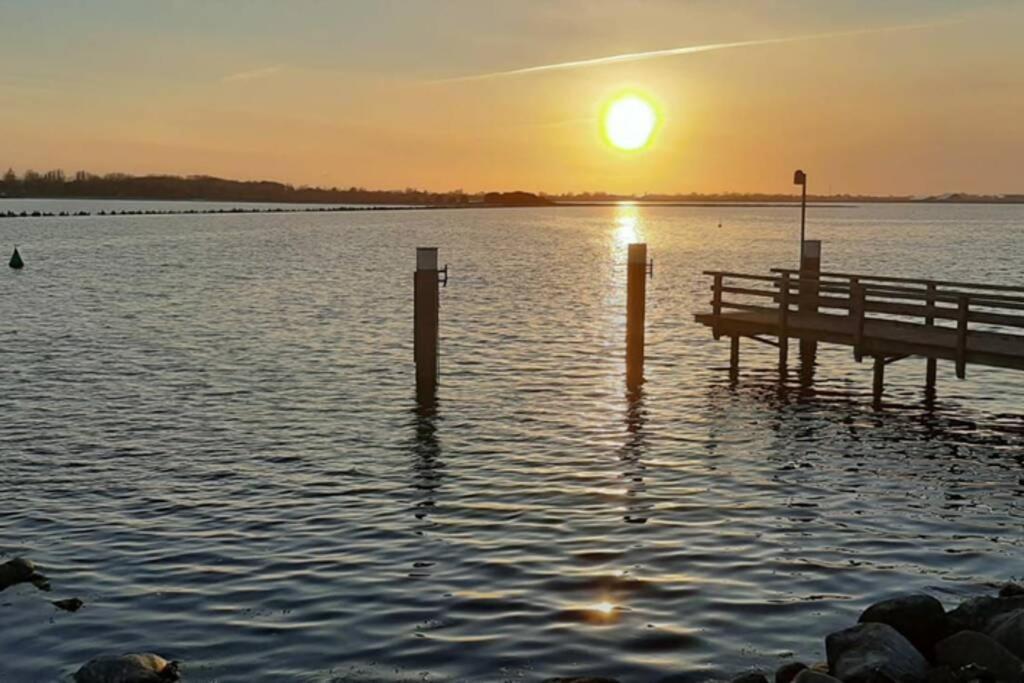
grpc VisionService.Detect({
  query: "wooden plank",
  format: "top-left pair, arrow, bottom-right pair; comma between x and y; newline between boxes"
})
693,309 -> 1024,371
719,285 -> 778,298
771,267 -> 1024,295
703,270 -> 780,282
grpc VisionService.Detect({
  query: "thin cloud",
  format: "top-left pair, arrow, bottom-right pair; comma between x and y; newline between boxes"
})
222,65 -> 285,83
431,21 -> 958,83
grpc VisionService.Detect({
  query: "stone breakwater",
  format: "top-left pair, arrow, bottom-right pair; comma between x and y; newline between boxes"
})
0,205 -> 432,219
5,555 -> 1023,682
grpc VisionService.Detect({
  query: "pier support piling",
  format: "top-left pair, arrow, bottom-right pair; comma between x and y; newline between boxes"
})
798,240 -> 821,363
779,271 -> 791,372
414,247 -> 441,401
925,283 -> 937,393
729,335 -> 740,380
872,356 -> 885,408
626,243 -> 649,391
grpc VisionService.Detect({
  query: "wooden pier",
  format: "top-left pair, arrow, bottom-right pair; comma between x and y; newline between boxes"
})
694,267 -> 1024,405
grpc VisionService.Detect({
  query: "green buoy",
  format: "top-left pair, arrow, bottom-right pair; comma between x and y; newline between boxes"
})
9,247 -> 24,269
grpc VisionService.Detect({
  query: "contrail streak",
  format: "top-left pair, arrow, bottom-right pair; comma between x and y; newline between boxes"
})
432,21 -> 954,83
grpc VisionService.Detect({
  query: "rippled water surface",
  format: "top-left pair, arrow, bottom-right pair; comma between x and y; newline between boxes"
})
2,202 -> 1023,682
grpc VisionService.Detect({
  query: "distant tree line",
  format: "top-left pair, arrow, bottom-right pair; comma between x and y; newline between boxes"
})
0,168 -> 474,206
1,168 -> 1019,205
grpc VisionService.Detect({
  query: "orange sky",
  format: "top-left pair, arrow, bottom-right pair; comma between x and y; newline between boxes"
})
1,1 -> 1022,195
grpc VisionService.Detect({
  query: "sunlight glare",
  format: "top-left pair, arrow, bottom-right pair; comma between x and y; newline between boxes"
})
603,94 -> 658,151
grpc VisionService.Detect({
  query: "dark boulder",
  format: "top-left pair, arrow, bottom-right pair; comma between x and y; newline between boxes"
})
860,594 -> 950,659
826,622 -> 930,683
731,673 -> 768,683
777,662 -> 809,683
1000,586 -> 1024,600
934,631 -> 1023,683
949,597 -> 1024,634
793,671 -> 843,683
53,597 -> 85,612
0,557 -> 49,591
74,653 -> 179,683
987,610 -> 1024,661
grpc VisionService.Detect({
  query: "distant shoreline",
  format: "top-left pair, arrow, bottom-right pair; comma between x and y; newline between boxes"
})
4,199 -> 1024,219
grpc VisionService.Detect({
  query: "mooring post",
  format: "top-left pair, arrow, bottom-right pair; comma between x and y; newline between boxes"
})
626,243 -> 649,391
925,282 -> 937,392
872,356 -> 885,408
798,240 -> 821,362
414,247 -> 441,400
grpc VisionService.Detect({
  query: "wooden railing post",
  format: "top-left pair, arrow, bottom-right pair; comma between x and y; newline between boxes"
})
712,273 -> 723,340
925,282 -> 937,391
956,294 -> 969,379
851,278 -> 866,362
779,272 -> 790,371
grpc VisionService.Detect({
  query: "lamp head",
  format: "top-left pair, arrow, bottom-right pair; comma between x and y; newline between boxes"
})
793,170 -> 806,186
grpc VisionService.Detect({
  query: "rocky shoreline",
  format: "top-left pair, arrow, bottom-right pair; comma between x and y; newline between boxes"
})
548,582 -> 1024,683
4,557 -> 1023,682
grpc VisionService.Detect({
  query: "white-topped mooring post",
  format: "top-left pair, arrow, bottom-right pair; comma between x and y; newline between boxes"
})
626,243 -> 649,392
799,240 -> 821,362
415,247 -> 441,400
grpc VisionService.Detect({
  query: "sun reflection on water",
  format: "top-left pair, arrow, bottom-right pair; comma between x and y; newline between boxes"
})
614,204 -> 641,247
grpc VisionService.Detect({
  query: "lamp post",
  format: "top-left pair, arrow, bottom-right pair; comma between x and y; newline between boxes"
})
793,169 -> 806,260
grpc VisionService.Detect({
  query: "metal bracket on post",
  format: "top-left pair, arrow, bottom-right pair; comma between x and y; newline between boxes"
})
646,259 -> 654,279
438,264 -> 449,287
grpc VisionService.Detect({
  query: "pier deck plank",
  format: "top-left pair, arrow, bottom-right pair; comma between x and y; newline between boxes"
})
694,308 -> 1024,371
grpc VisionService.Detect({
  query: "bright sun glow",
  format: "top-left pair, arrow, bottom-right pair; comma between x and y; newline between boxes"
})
603,94 -> 658,151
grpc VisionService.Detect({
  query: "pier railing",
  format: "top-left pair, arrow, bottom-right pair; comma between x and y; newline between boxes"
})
703,269 -> 1024,381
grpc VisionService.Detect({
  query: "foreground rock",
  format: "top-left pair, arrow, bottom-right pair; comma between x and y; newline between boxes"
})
0,557 -> 50,591
860,594 -> 950,659
53,597 -> 85,612
792,671 -> 842,683
542,678 -> 620,683
988,610 -> 1024,660
934,631 -> 1023,683
73,653 -> 179,683
948,596 -> 1024,634
730,673 -> 768,683
826,622 -> 929,683
776,663 -> 808,683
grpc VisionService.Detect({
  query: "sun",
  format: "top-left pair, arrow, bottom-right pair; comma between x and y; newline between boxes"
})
603,94 -> 658,151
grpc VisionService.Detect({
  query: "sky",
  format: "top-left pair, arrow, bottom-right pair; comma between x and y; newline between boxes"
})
1,0 -> 1022,195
